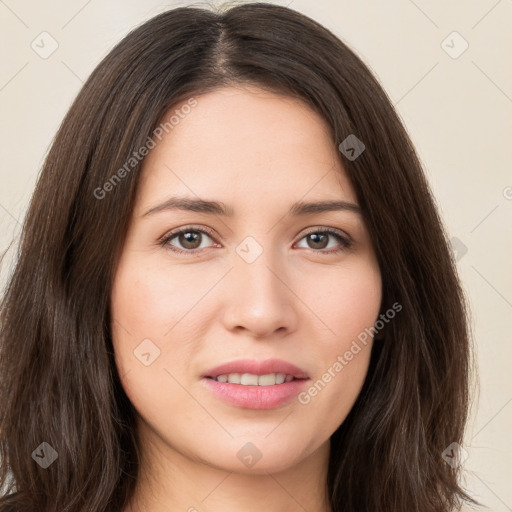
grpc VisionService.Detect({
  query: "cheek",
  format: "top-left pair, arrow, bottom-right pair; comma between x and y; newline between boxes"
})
109,256 -> 173,377
295,258 -> 381,432
330,271 -> 381,338
109,258 -> 206,423
297,255 -> 382,342
110,256 -> 210,338
109,255 -> 224,383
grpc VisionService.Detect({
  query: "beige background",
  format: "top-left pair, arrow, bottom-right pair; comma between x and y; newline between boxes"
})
1,0 -> 511,509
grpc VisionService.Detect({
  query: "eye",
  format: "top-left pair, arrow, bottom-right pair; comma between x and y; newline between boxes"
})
159,226 -> 218,254
159,226 -> 352,255
295,228 -> 352,254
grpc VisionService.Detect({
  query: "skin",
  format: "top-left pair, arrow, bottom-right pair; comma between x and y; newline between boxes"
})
111,85 -> 382,512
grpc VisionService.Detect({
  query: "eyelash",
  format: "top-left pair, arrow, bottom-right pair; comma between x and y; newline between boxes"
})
158,225 -> 352,256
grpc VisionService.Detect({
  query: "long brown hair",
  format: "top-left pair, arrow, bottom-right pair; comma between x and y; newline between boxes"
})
0,3 -> 479,511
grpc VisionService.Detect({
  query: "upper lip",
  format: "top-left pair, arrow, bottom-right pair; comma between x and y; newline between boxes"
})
203,358 -> 309,379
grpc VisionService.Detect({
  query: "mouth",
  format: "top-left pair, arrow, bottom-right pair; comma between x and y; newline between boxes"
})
204,373 -> 306,385
201,358 -> 310,410
202,358 -> 309,381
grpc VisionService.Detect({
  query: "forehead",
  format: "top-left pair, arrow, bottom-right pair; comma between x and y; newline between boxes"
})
136,86 -> 357,211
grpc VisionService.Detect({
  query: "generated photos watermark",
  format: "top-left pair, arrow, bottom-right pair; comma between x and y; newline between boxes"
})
298,301 -> 402,404
93,97 -> 198,200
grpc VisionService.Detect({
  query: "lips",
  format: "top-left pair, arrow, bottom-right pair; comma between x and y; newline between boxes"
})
201,358 -> 310,410
202,377 -> 309,409
202,358 -> 309,380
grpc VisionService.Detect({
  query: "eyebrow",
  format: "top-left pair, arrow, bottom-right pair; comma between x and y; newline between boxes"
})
142,196 -> 362,217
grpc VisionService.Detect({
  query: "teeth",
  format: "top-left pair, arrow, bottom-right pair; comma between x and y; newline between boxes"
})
241,373 -> 259,385
227,373 -> 240,384
214,373 -> 295,385
275,373 -> 286,384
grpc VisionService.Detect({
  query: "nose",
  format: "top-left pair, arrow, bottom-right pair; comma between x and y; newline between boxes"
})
220,245 -> 299,339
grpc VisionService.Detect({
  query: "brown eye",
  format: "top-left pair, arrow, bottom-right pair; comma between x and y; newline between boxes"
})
295,229 -> 352,254
160,227 -> 217,254
176,231 -> 203,250
306,232 -> 329,250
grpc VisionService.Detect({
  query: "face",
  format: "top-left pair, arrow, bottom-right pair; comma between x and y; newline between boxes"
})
110,85 -> 382,475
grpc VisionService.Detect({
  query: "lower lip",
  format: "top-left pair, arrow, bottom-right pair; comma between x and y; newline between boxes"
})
202,377 -> 309,410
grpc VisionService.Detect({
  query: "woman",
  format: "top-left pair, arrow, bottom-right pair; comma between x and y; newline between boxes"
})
0,3 -> 478,511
